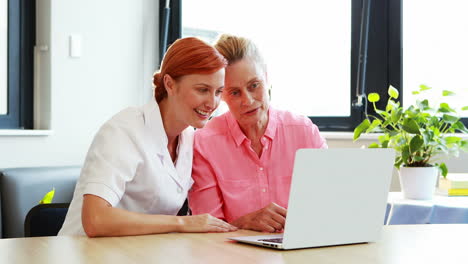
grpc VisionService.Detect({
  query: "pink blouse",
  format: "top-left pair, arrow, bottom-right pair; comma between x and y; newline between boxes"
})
189,107 -> 327,222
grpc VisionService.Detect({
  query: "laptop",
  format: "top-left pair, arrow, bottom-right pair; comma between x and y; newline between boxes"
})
228,148 -> 395,250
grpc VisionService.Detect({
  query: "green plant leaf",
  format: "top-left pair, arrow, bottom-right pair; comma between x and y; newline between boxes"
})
440,103 -> 449,108
437,142 -> 450,154
462,106 -> 468,111
422,129 -> 435,145
438,163 -> 448,177
452,121 -> 468,133
366,119 -> 382,133
382,119 -> 391,128
388,130 -> 400,138
412,91 -> 420,95
391,108 -> 403,123
378,134 -> 389,142
368,143 -> 380,148
388,85 -> 399,99
377,134 -> 390,148
385,104 -> 392,112
442,114 -> 459,124
376,109 -> 390,119
429,116 -> 440,128
409,135 -> 424,153
395,157 -> 403,168
461,141 -> 468,152
39,188 -> 55,204
438,108 -> 450,113
445,136 -> 461,144
419,84 -> 431,91
368,93 -> 380,103
405,105 -> 420,118
353,119 -> 371,141
402,119 -> 420,134
413,155 -> 425,162
381,140 -> 389,148
401,146 -> 410,164
438,103 -> 456,113
386,99 -> 400,112
442,90 -> 456,96
417,99 -> 430,110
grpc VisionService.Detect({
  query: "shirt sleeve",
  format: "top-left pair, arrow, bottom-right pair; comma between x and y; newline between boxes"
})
188,143 -> 225,220
80,122 -> 141,206
308,120 -> 328,149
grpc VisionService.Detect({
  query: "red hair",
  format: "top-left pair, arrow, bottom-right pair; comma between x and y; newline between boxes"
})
153,37 -> 227,102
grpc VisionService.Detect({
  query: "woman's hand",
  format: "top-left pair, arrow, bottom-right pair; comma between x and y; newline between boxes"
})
178,214 -> 238,233
230,203 -> 287,232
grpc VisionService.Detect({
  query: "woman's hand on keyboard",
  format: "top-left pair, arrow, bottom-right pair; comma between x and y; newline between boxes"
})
230,203 -> 287,233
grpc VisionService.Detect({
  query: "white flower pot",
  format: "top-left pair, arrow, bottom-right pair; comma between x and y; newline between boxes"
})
398,166 -> 439,200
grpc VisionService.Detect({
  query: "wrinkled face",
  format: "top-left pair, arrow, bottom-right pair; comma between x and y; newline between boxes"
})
168,68 -> 225,129
222,58 -> 269,128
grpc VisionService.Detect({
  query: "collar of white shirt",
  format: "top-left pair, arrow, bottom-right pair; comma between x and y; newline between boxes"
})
142,101 -> 193,188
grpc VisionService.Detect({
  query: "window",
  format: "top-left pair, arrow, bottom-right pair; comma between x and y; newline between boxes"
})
0,0 -> 34,129
403,0 -> 468,119
162,1 -> 401,131
184,1 -> 351,118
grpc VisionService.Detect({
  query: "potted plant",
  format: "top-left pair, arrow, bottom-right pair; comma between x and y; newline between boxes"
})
353,85 -> 468,200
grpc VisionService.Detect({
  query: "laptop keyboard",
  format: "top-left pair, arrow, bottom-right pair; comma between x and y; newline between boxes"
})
258,238 -> 283,243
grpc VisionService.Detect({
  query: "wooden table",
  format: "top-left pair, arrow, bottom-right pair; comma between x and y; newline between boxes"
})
1,225 -> 467,264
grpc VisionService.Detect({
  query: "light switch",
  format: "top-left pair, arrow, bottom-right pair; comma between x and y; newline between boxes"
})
69,35 -> 82,58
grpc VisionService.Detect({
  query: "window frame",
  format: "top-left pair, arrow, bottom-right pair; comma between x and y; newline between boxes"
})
158,0 -> 181,65
0,0 -> 34,129
304,0 -> 393,131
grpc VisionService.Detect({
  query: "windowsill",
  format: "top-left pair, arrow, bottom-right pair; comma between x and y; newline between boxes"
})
0,129 -> 54,136
321,131 -> 468,140
321,132 -> 380,140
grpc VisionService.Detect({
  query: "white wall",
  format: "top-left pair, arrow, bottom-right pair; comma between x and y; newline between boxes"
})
0,0 -> 158,168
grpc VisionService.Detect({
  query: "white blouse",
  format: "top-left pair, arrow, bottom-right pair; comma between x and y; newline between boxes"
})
59,101 -> 194,236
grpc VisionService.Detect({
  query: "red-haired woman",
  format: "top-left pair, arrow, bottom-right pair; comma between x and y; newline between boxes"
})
59,37 -> 237,237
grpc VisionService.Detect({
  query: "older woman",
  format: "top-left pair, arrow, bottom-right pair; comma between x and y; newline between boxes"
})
59,37 -> 236,237
189,34 -> 327,233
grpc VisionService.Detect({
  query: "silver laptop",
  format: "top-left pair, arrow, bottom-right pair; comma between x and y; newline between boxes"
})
229,148 -> 395,250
